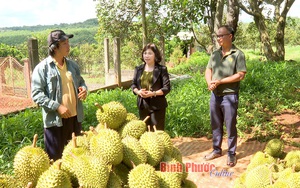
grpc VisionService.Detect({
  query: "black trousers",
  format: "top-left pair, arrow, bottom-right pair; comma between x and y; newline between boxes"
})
139,107 -> 166,131
44,116 -> 82,161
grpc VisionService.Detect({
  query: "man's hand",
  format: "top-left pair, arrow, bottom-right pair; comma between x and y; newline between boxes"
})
57,105 -> 71,119
78,86 -> 87,101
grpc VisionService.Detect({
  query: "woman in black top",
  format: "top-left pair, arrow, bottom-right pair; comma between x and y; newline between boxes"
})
131,43 -> 171,130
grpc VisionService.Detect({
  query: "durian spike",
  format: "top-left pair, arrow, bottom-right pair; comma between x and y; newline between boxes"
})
72,133 -> 77,148
26,182 -> 33,188
50,159 -> 54,165
147,125 -> 151,132
32,134 -> 38,147
153,125 -> 157,132
143,116 -> 150,122
94,102 -> 104,112
104,122 -> 108,129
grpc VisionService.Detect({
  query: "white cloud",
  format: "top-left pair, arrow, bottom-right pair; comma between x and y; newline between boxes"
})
0,0 -> 97,28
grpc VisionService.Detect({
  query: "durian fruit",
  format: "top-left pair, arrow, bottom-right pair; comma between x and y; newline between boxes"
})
106,171 -> 122,188
13,134 -> 50,187
95,101 -> 127,130
156,155 -> 182,188
128,163 -> 159,188
36,160 -> 72,188
156,171 -> 181,188
62,134 -> 89,187
284,150 -> 300,172
284,172 -> 300,188
233,172 -> 247,188
73,154 -> 110,188
121,136 -> 147,168
0,173 -> 20,188
246,151 -> 276,172
90,127 -> 123,165
112,163 -> 130,186
139,126 -> 165,166
170,145 -> 183,163
273,167 -> 294,182
125,112 -> 139,121
153,125 -> 173,156
118,116 -> 149,139
244,164 -> 272,188
181,179 -> 198,188
264,138 -> 284,158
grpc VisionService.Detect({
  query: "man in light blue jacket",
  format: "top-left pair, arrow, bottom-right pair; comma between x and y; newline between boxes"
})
31,30 -> 88,161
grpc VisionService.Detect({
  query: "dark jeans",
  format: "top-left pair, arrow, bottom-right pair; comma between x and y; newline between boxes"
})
210,93 -> 238,156
139,107 -> 166,131
44,116 -> 82,161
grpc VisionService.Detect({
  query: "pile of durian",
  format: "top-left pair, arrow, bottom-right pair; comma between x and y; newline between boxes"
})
234,138 -> 300,188
0,101 -> 197,188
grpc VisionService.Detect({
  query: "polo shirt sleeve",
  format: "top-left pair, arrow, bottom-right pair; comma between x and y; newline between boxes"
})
236,51 -> 247,72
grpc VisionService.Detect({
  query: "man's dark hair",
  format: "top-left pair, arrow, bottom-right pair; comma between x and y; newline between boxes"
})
48,42 -> 60,56
219,25 -> 235,42
141,43 -> 162,64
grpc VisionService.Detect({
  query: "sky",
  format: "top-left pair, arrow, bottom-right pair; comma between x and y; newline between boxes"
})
0,0 -> 299,28
0,0 -> 98,28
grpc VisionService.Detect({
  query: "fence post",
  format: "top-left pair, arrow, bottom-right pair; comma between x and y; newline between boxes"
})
104,38 -> 110,74
23,58 -> 31,98
113,37 -> 121,87
27,38 -> 39,71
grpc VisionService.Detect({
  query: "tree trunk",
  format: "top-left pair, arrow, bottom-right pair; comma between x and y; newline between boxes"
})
226,0 -> 239,32
141,0 -> 147,46
253,15 -> 277,61
213,0 -> 224,49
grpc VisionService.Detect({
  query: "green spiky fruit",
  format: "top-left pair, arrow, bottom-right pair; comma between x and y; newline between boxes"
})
181,179 -> 198,188
0,174 -> 19,188
125,113 -> 139,121
128,164 -> 159,188
119,120 -> 147,139
36,161 -> 72,188
139,131 -> 165,166
90,128 -> 123,165
106,171 -> 122,188
170,145 -> 183,163
153,127 -> 173,156
264,139 -> 284,158
156,156 -> 183,188
95,101 -> 127,130
245,165 -> 271,188
246,151 -> 276,172
73,154 -> 110,188
113,163 -> 130,186
121,136 -> 147,168
62,135 -> 89,187
284,150 -> 300,172
156,170 -> 181,188
13,134 -> 50,187
285,173 -> 300,188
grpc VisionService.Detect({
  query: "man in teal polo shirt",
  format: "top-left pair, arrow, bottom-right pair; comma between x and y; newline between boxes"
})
204,25 -> 247,167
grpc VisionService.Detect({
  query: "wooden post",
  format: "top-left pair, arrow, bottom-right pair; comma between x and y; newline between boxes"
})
104,38 -> 109,74
27,38 -> 39,71
23,58 -> 31,98
113,37 -> 121,87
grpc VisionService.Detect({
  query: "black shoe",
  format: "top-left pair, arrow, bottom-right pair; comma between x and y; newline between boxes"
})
204,151 -> 222,161
227,155 -> 237,167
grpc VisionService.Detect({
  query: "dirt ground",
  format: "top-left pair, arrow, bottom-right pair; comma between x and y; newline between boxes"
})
172,110 -> 300,187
